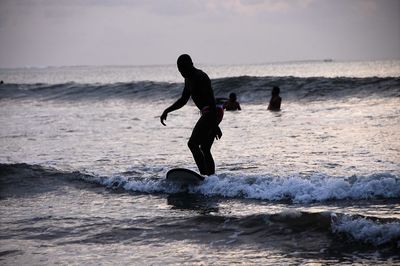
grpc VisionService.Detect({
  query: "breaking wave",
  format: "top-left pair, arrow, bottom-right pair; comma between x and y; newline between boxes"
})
1,76 -> 399,103
1,163 -> 399,204
331,213 -> 400,246
1,163 -> 399,247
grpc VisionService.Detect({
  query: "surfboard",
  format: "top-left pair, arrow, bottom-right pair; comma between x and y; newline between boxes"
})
166,168 -> 204,186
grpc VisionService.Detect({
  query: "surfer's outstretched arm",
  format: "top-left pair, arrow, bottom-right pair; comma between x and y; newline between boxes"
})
160,87 -> 190,126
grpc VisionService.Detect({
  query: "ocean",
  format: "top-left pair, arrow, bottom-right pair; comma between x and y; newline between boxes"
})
1,60 -> 399,265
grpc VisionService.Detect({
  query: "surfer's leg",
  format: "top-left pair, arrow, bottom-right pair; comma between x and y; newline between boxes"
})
188,140 -> 207,174
200,136 -> 215,175
188,116 -> 208,175
201,110 -> 223,175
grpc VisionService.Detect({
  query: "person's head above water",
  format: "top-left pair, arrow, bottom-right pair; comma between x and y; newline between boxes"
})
177,54 -> 195,78
229,92 -> 237,101
272,86 -> 280,96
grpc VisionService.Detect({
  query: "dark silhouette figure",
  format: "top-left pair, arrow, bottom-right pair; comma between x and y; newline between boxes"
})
160,54 -> 223,175
0,80 -> 3,84
224,92 -> 241,111
268,86 -> 281,111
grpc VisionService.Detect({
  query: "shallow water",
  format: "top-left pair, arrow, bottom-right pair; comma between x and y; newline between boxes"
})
1,164 -> 399,265
1,61 -> 400,265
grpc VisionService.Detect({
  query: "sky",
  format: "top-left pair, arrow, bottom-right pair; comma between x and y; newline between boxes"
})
0,0 -> 399,67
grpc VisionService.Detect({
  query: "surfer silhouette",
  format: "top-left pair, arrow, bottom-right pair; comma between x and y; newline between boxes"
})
160,54 -> 223,176
268,86 -> 282,111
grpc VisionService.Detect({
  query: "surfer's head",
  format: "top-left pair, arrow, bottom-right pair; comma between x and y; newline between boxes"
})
272,86 -> 280,96
177,54 -> 194,78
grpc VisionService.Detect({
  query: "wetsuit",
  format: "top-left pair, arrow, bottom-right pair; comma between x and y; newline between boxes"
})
162,67 -> 223,175
184,69 -> 223,175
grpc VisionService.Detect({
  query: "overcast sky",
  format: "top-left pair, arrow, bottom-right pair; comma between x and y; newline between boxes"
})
0,0 -> 399,67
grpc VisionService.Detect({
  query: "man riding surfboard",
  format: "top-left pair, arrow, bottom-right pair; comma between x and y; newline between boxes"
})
160,54 -> 223,176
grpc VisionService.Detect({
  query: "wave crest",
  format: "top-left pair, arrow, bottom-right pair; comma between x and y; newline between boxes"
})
193,173 -> 400,203
1,163 -> 398,203
332,213 -> 400,246
1,76 -> 399,102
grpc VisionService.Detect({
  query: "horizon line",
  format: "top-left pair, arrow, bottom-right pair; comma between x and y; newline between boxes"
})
1,58 -> 400,70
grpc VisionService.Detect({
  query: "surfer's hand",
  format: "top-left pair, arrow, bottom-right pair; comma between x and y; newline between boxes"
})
215,126 -> 222,140
160,111 -> 168,126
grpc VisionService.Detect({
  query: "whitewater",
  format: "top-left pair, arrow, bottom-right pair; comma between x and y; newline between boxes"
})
1,60 -> 399,265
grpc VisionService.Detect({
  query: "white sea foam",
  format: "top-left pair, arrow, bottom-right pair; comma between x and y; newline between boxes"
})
85,174 -> 180,194
192,173 -> 400,203
88,172 -> 400,203
331,214 -> 400,246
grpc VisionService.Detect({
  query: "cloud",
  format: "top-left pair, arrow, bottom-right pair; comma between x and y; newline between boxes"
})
0,0 -> 399,67
0,0 -> 315,20
357,0 -> 380,16
205,0 -> 315,16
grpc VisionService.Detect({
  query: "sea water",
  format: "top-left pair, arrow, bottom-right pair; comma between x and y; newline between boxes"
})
0,60 -> 399,265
